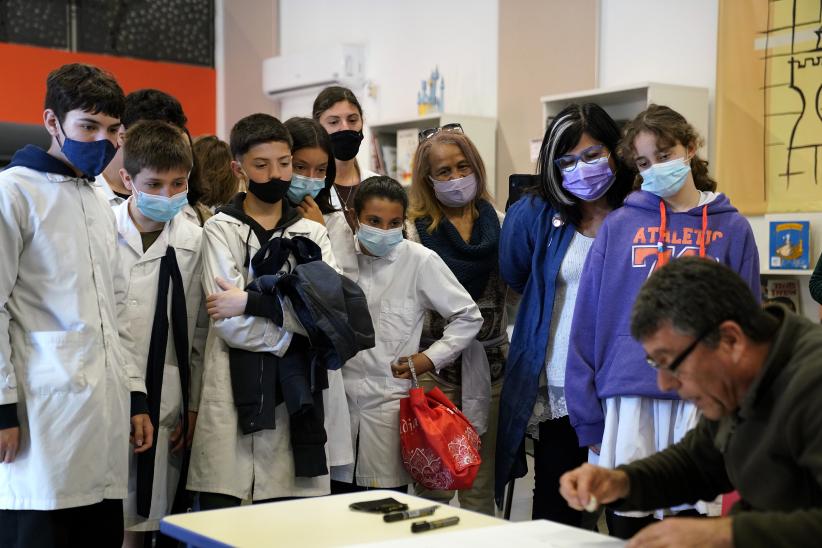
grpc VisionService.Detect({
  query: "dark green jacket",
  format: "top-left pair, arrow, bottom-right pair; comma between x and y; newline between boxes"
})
613,306 -> 822,547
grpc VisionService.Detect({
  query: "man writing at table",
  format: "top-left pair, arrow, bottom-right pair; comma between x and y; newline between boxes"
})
560,257 -> 822,548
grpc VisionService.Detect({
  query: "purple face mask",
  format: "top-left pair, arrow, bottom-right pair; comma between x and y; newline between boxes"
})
429,173 -> 478,207
561,157 -> 615,202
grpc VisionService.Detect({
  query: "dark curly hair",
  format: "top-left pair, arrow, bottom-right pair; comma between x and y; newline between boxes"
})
619,104 -> 716,192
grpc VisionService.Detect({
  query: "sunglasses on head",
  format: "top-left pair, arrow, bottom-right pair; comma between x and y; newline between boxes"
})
418,123 -> 464,143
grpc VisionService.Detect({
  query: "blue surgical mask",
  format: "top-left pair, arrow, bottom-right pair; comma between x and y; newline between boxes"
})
287,173 -> 326,204
356,224 -> 403,257
640,157 -> 691,198
59,126 -> 117,179
135,188 -> 189,223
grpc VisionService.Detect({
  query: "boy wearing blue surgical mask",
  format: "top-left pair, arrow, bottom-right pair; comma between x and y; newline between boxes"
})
0,63 -> 152,547
565,104 -> 760,538
114,120 -> 206,546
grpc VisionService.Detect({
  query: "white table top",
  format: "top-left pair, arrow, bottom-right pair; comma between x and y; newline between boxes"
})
160,490 -> 504,547
349,519 -> 626,547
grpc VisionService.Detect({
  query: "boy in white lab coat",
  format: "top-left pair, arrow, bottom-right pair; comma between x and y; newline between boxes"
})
333,176 -> 483,492
95,88 -> 189,207
0,63 -> 152,548
113,120 -> 207,545
187,113 -> 347,509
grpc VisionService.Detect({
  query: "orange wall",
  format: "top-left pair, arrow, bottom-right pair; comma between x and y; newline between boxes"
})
0,42 -> 215,135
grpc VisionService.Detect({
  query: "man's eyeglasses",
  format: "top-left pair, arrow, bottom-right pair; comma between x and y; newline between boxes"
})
554,144 -> 610,172
418,123 -> 464,143
646,324 -> 718,374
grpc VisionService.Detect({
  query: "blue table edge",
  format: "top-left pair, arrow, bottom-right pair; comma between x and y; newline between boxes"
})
160,518 -> 234,548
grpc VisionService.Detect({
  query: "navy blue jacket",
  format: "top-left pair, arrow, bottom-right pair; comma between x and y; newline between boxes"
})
495,196 -> 575,505
251,260 -> 375,370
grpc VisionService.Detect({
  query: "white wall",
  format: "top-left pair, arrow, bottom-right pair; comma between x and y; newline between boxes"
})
216,0 -> 280,139
598,0 -> 719,163
276,0 -> 498,169
598,0 -> 719,91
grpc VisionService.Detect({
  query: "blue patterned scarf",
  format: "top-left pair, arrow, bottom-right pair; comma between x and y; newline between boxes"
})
415,200 -> 500,300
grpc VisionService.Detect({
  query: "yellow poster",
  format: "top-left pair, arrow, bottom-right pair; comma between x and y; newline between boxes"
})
763,0 -> 822,210
717,0 -> 822,213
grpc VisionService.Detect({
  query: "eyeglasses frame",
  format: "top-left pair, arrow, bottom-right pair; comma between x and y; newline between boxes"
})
553,144 -> 610,172
645,323 -> 719,375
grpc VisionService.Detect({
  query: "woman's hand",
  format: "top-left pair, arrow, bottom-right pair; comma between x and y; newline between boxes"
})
391,353 -> 435,379
296,195 -> 325,225
206,277 -> 248,320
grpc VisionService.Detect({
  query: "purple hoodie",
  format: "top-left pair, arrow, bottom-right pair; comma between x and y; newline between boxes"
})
565,190 -> 760,447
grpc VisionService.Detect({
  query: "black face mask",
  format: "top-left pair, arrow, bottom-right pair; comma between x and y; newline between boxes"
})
247,178 -> 291,204
329,130 -> 364,161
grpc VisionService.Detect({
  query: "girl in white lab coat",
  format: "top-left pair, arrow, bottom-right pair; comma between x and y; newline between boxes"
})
113,121 -> 207,543
187,114 -> 342,509
284,117 -> 357,281
283,115 -> 355,478
334,176 -> 483,492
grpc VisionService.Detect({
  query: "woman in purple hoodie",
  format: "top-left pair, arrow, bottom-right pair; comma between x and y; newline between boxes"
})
565,104 -> 760,538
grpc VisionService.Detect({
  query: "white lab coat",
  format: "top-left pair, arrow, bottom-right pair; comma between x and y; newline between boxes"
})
113,200 -> 207,531
187,208 -> 352,500
0,166 -> 145,510
324,210 -> 358,281
325,167 -> 378,283
181,203 -> 214,228
341,240 -> 482,487
93,173 -> 126,207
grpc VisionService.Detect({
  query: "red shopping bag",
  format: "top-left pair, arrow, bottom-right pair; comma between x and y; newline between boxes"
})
399,357 -> 481,491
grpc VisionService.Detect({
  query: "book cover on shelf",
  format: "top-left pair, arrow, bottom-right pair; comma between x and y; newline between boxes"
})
764,277 -> 800,313
369,133 -> 385,175
381,145 -> 397,180
396,128 -> 418,186
769,221 -> 811,270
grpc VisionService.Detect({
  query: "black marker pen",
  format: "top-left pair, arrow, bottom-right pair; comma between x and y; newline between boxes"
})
383,505 -> 439,523
411,516 -> 460,533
